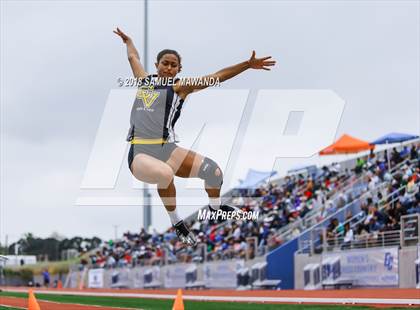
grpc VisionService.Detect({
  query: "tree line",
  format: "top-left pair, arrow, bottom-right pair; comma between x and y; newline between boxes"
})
1,233 -> 102,261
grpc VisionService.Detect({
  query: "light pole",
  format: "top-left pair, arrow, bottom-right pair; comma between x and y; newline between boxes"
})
113,225 -> 119,241
142,0 -> 152,231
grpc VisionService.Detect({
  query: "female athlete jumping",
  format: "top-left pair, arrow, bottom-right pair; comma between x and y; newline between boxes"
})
114,27 -> 275,246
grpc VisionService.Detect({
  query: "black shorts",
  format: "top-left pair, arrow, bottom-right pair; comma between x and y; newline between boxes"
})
128,143 -> 178,172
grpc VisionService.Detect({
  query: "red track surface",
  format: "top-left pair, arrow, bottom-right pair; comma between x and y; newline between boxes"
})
1,287 -> 420,309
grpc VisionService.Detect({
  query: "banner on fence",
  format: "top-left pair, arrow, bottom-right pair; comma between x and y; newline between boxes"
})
132,267 -> 144,288
323,247 -> 399,287
143,266 -> 161,286
204,260 -> 244,288
164,263 -> 195,288
106,267 -> 131,288
88,268 -> 104,288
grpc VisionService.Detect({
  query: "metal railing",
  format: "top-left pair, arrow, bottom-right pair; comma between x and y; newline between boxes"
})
296,157 -> 418,254
319,230 -> 401,253
299,230 -> 402,254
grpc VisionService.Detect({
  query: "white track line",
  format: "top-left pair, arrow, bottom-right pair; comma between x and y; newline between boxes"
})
4,288 -> 420,306
0,304 -> 26,310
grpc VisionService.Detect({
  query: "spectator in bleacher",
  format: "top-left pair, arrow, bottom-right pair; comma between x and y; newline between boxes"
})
407,192 -> 420,214
359,199 -> 369,218
368,217 -> 381,232
394,201 -> 407,221
367,172 -> 380,191
410,144 -> 418,160
380,204 -> 394,226
336,192 -> 348,209
326,218 -> 339,245
233,223 -> 241,240
384,149 -> 389,164
139,228 -> 150,243
342,222 -> 354,249
355,157 -> 366,174
391,147 -> 402,165
355,223 -> 369,241
382,217 -> 400,232
106,254 -> 116,268
259,220 -> 271,246
123,251 -> 132,265
363,203 -> 378,226
400,146 -> 410,158
375,191 -> 384,205
369,149 -> 376,161
372,204 -> 387,223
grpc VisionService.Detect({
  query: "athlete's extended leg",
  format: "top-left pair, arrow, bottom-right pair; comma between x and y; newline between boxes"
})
131,153 -> 196,245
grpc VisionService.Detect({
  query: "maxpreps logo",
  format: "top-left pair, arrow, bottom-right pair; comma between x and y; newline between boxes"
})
136,85 -> 160,111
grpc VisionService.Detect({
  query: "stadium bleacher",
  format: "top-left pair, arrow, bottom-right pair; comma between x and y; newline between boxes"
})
81,142 -> 419,290
88,143 -> 416,265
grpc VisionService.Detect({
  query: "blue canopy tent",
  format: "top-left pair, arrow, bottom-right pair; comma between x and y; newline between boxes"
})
237,169 -> 277,189
371,132 -> 419,145
370,132 -> 419,170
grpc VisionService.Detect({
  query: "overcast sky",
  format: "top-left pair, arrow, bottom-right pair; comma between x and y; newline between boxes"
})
1,0 -> 419,245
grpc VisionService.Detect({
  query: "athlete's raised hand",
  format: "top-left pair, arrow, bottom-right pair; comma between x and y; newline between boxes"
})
113,27 -> 132,44
114,27 -> 148,79
248,51 -> 276,71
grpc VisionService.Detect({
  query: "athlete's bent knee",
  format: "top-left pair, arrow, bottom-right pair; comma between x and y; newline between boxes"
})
158,167 -> 174,187
198,157 -> 223,188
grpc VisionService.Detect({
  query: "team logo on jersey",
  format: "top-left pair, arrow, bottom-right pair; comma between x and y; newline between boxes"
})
136,85 -> 160,109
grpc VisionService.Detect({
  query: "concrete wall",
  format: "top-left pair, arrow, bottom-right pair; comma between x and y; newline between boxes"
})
399,246 -> 418,288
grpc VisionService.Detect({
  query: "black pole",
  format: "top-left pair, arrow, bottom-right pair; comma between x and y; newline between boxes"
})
143,0 -> 152,231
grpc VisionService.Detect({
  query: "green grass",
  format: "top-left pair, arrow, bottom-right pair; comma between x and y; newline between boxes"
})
0,291 -> 418,310
0,307 -> 23,310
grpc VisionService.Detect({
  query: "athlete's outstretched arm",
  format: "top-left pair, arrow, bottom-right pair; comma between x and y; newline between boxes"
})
175,51 -> 275,97
114,27 -> 148,79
